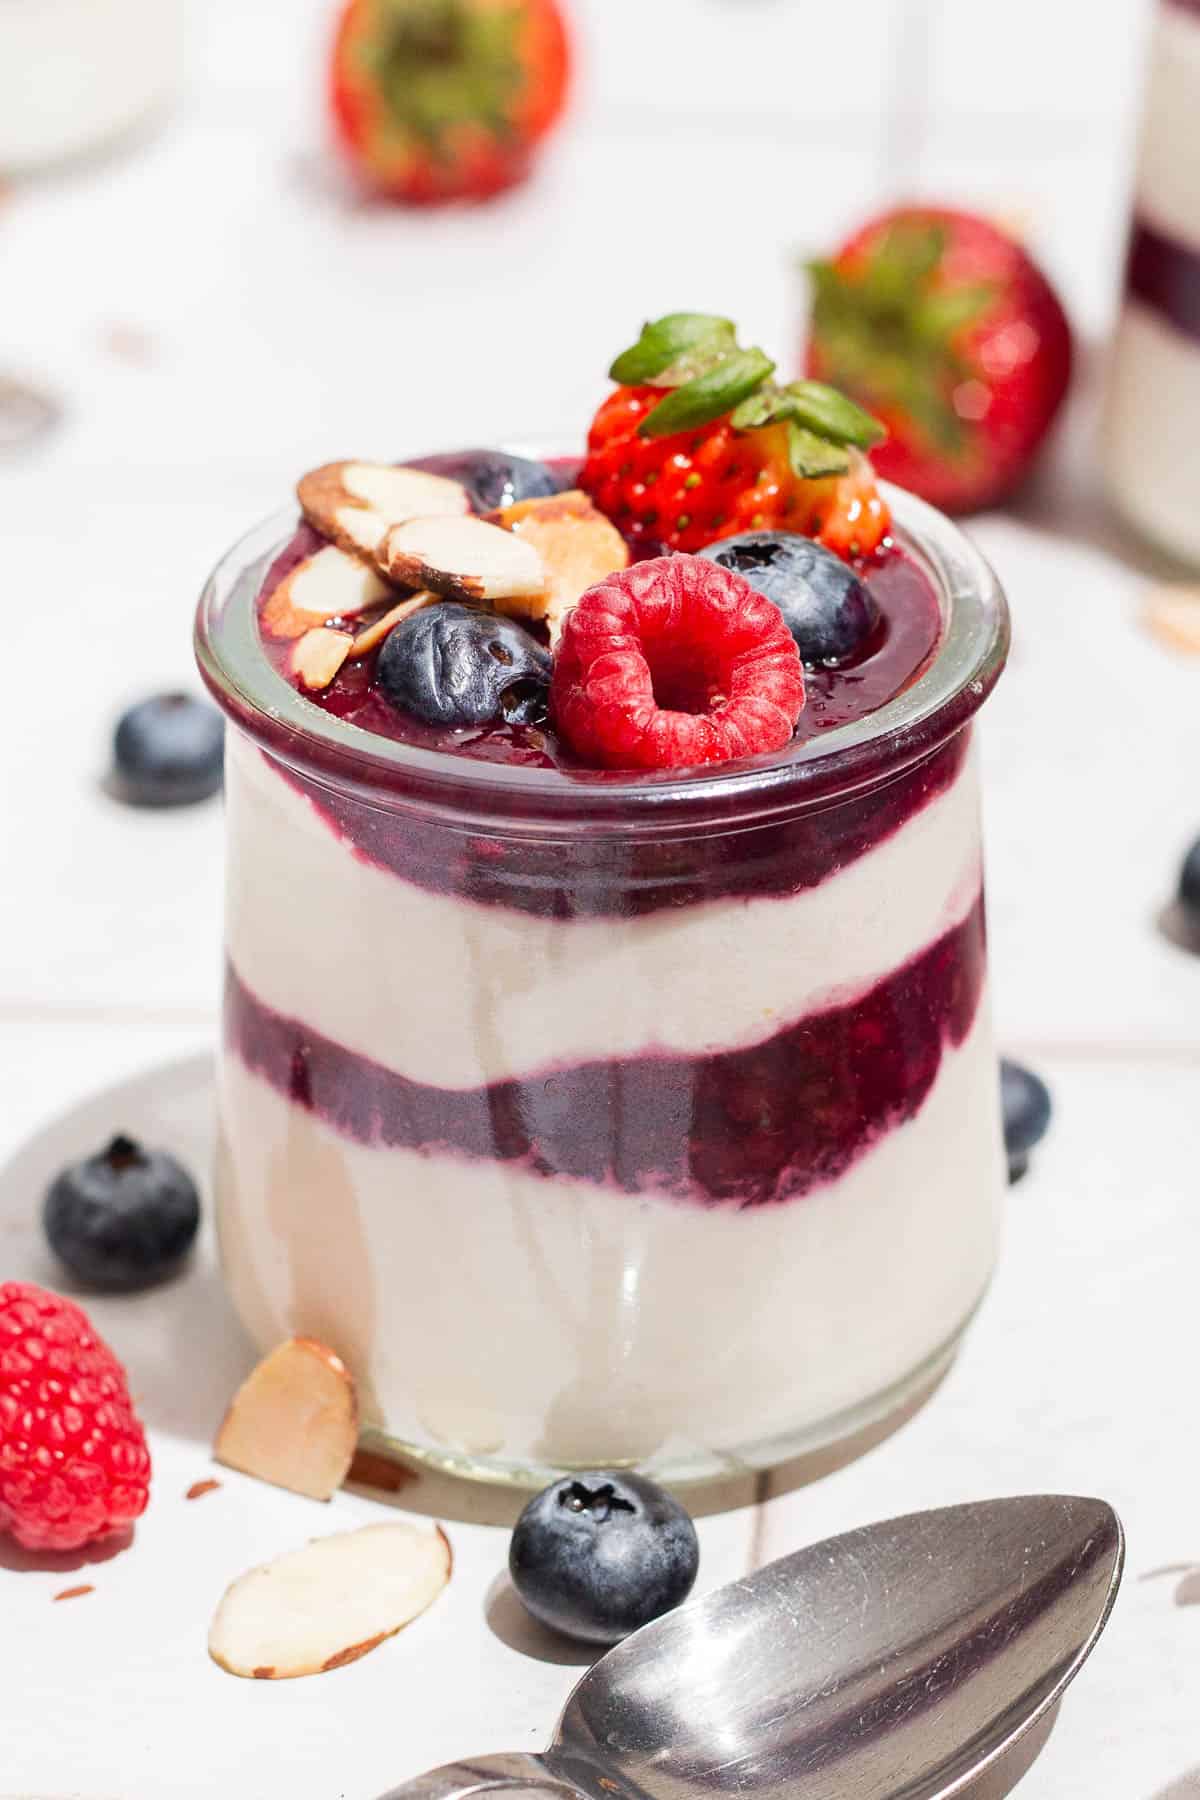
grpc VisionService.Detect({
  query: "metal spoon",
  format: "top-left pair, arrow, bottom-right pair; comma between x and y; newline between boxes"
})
376,1495 -> 1122,1800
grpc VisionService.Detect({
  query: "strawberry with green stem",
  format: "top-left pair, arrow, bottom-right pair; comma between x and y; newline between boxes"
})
581,313 -> 891,561
330,0 -> 570,205
805,206 -> 1073,514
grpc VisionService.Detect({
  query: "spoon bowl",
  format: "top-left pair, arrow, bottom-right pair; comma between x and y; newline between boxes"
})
377,1495 -> 1123,1800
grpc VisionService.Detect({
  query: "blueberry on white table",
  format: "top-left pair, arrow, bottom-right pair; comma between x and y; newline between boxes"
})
698,530 -> 879,665
1178,837 -> 1200,928
1000,1060 -> 1052,1184
509,1471 -> 700,1645
44,1134 -> 201,1291
112,692 -> 224,806
407,449 -> 563,514
377,603 -> 551,728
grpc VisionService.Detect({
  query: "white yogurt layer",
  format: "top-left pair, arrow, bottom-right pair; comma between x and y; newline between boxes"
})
225,730 -> 983,1088
1103,304 -> 1200,566
1133,2 -> 1200,250
215,1005 -> 1002,1472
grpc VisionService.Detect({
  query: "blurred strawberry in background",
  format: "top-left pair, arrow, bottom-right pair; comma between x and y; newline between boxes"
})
329,0 -> 570,204
803,206 -> 1073,515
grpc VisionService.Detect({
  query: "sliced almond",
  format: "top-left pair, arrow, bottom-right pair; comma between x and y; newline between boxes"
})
1142,584 -> 1200,656
298,461 -> 469,560
349,590 -> 439,659
262,545 -> 390,640
489,490 -> 630,643
378,514 -> 545,603
292,627 -> 353,691
209,1522 -> 452,1680
213,1337 -> 359,1502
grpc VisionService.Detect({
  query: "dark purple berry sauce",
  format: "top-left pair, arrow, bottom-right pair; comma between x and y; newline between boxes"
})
254,520 -> 941,775
225,890 -> 985,1210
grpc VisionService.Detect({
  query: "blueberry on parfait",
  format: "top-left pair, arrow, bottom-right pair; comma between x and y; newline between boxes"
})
698,531 -> 879,665
406,449 -> 566,514
377,603 -> 551,728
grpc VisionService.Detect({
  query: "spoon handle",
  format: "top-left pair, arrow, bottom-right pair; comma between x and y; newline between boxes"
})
373,1751 -> 583,1800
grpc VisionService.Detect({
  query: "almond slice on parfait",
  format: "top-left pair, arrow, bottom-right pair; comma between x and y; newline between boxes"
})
298,461 -> 470,560
349,591 -> 440,659
378,514 -> 546,603
489,489 -> 629,643
262,544 -> 391,639
292,626 -> 354,690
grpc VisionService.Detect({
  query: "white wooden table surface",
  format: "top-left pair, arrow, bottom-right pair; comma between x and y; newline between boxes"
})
3,1 -> 1199,1795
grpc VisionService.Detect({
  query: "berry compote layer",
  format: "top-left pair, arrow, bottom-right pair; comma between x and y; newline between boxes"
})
204,383 -> 1007,1481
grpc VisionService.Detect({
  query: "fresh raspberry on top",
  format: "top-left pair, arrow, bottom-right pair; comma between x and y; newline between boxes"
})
0,1282 -> 151,1553
551,556 -> 805,771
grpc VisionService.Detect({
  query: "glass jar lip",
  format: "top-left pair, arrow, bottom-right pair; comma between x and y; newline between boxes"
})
194,456 -> 1009,829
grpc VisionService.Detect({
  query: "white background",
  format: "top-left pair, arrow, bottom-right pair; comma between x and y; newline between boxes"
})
4,1 -> 1200,1796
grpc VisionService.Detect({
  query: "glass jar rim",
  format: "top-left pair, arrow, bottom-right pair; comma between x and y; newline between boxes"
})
194,465 -> 1008,832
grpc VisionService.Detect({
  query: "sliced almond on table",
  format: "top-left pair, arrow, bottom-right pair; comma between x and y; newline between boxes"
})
208,1522 -> 452,1680
1142,584 -> 1200,656
298,461 -> 470,559
214,1337 -> 359,1501
262,544 -> 391,639
378,514 -> 546,602
291,628 -> 354,691
349,590 -> 439,658
490,489 -> 630,643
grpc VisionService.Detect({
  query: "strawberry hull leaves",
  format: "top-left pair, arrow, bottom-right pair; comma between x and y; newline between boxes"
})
728,379 -> 885,479
785,423 -> 850,481
609,312 -> 886,461
639,350 -> 777,438
609,314 -> 736,386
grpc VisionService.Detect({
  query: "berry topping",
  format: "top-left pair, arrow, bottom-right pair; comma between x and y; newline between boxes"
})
699,531 -> 879,666
329,0 -> 570,206
43,1134 -> 201,1293
509,1471 -> 699,1644
806,207 -> 1073,514
1000,1059 -> 1052,1184
551,555 -> 805,771
377,602 -> 551,728
112,692 -> 225,807
408,448 -> 565,514
581,312 -> 889,559
0,1282 -> 151,1552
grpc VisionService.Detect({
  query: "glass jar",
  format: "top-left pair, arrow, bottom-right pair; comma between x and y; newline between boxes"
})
195,478 -> 1009,1487
1101,0 -> 1200,565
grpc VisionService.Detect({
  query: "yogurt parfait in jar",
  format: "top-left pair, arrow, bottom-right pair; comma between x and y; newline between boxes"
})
196,312 -> 1009,1485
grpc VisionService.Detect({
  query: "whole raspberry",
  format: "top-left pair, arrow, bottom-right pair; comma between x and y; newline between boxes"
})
0,1282 -> 151,1552
551,555 -> 805,771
